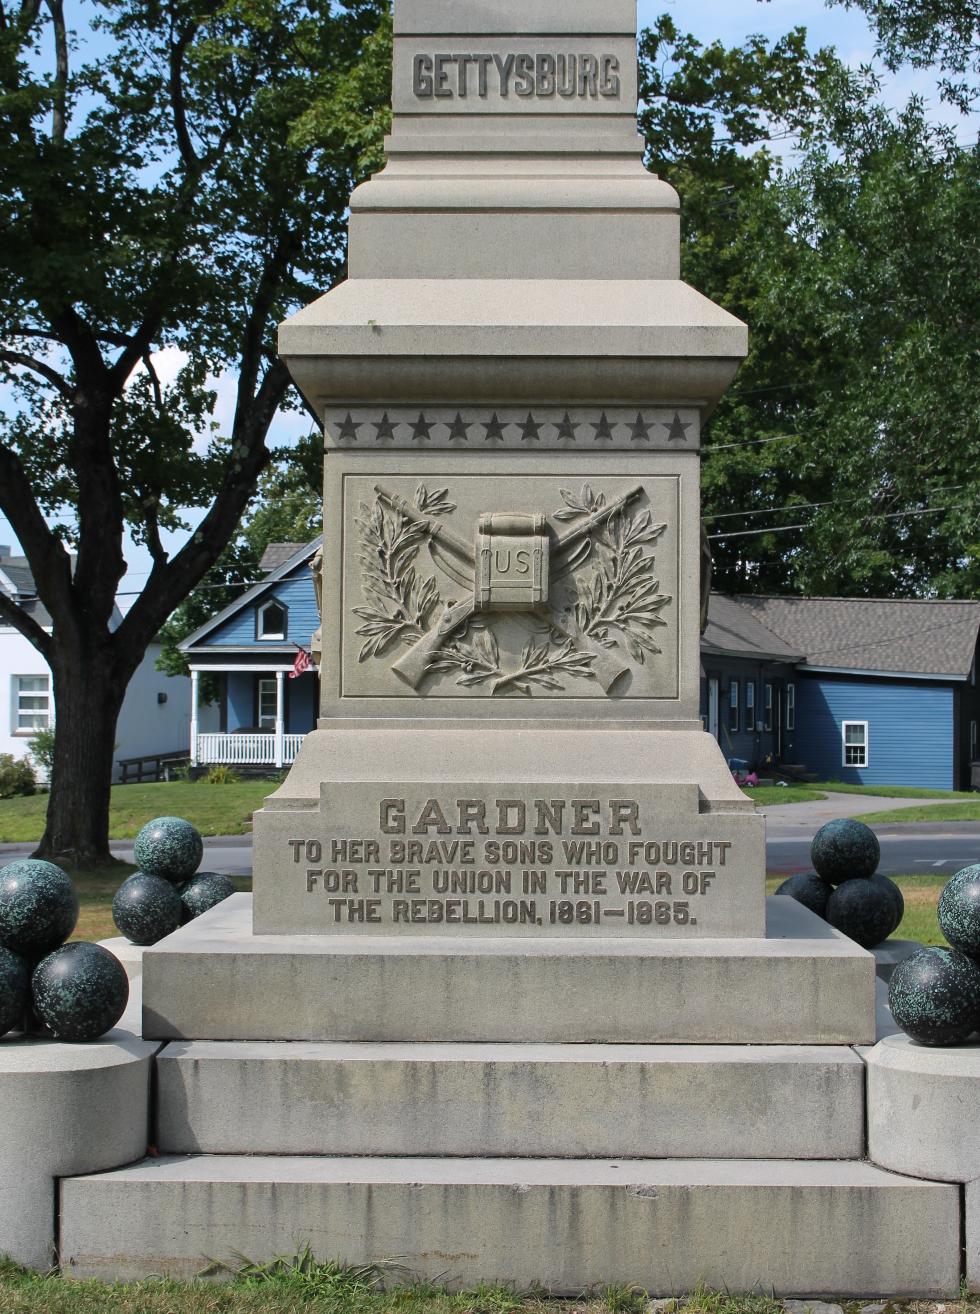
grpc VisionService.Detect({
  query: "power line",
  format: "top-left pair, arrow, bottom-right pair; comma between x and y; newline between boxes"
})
709,503 -> 972,541
704,484 -> 967,523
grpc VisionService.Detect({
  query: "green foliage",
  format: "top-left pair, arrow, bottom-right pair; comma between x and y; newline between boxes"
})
28,727 -> 56,776
600,1285 -> 648,1314
0,754 -> 36,798
204,765 -> 239,784
230,1249 -> 383,1301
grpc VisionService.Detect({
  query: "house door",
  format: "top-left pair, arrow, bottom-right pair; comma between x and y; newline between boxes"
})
708,678 -> 720,741
774,681 -> 784,760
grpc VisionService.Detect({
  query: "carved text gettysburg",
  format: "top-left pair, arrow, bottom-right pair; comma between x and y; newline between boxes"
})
413,53 -> 621,100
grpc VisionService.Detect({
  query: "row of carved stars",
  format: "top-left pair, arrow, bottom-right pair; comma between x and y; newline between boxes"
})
332,411 -> 694,444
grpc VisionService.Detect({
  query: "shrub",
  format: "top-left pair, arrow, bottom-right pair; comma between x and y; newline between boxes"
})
0,754 -> 37,799
205,765 -> 240,785
28,727 -> 56,777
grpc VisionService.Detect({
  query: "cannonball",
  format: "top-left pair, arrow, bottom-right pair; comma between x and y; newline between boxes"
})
811,818 -> 880,884
774,872 -> 834,919
112,872 -> 183,946
938,865 -> 980,958
889,946 -> 980,1047
133,816 -> 203,883
826,877 -> 897,949
871,872 -> 905,937
0,946 -> 31,1038
31,942 -> 129,1042
0,859 -> 79,958
179,871 -> 236,922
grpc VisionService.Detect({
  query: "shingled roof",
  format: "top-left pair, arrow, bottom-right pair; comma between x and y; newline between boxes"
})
702,594 -> 801,664
259,543 -> 308,574
739,596 -> 980,679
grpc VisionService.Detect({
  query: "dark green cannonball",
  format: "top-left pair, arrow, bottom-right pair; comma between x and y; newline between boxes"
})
31,942 -> 129,1042
179,871 -> 236,922
774,872 -> 834,919
0,859 -> 79,957
871,872 -> 905,937
889,946 -> 980,1047
810,818 -> 880,885
938,865 -> 980,958
133,817 -> 203,883
826,877 -> 897,949
112,872 -> 183,946
0,945 -> 31,1038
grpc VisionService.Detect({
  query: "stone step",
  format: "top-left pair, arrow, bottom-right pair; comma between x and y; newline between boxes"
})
60,1154 -> 959,1296
141,895 -> 876,1045
156,1040 -> 866,1160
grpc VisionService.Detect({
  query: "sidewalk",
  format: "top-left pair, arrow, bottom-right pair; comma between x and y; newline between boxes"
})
758,791 -> 966,827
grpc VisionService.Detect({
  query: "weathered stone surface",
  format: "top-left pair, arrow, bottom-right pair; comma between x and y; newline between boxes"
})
938,864 -> 980,957
32,943 -> 129,1043
133,817 -> 203,883
156,1040 -> 865,1160
0,985 -> 157,1269
965,1178 -> 980,1292
60,1154 -> 960,1296
811,819 -> 880,885
112,873 -> 182,946
866,1032 -> 980,1182
888,946 -> 980,1047
0,860 -> 78,958
143,894 -> 875,1044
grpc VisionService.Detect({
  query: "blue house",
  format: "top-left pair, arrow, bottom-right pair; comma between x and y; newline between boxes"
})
182,541 -> 980,790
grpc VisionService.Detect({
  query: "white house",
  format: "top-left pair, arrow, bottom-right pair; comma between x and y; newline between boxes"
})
0,546 -> 207,781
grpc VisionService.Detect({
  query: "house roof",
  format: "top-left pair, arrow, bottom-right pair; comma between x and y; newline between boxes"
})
0,555 -> 54,629
259,543 -> 307,574
180,539 -> 320,651
739,595 -> 980,680
702,594 -> 801,664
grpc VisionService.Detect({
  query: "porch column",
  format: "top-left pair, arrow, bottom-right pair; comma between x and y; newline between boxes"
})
274,670 -> 285,769
190,670 -> 200,767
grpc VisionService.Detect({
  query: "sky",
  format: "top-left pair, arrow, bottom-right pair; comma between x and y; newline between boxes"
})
3,0 -> 976,606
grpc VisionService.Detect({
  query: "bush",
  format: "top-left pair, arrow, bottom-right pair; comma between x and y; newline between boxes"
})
0,754 -> 37,798
28,726 -> 55,777
205,765 -> 240,785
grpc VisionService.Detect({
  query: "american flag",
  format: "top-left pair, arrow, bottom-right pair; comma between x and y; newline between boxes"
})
290,647 -> 313,679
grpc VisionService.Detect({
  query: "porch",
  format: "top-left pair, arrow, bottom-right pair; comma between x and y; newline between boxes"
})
194,731 -> 307,769
188,665 -> 317,769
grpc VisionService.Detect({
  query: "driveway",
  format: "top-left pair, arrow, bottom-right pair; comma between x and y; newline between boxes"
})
757,790 -> 968,825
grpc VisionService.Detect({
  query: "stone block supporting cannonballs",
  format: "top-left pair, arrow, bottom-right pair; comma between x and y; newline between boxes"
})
811,819 -> 880,885
0,859 -> 79,958
179,872 -> 236,923
112,874 -> 183,947
938,865 -> 980,957
133,817 -> 203,883
826,879 -> 897,950
889,946 -> 980,1047
0,946 -> 31,1037
775,872 -> 833,919
871,872 -> 905,936
32,943 -> 129,1043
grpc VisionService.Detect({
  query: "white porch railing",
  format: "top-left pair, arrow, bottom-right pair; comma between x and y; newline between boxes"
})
196,733 -> 306,768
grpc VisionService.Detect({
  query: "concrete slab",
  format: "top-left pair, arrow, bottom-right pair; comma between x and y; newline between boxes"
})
60,1154 -> 960,1296
142,895 -> 876,1044
867,1033 -> 980,1182
0,978 -> 158,1269
156,1040 -> 865,1160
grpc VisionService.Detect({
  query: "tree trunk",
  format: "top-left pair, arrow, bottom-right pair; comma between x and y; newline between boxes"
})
35,645 -> 130,870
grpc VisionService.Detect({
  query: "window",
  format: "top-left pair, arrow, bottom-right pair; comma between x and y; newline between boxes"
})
745,682 -> 755,731
14,675 -> 51,733
786,683 -> 796,732
729,680 -> 740,734
842,721 -> 869,768
764,684 -> 773,733
258,679 -> 278,730
971,720 -> 978,762
257,599 -> 287,641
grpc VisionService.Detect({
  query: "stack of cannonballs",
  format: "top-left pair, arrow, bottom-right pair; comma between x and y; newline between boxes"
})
888,864 -> 980,1047
0,860 -> 128,1042
776,818 -> 904,950
112,816 -> 235,947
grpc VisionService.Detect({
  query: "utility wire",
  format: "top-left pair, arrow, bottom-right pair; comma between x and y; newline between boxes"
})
709,503 -> 971,541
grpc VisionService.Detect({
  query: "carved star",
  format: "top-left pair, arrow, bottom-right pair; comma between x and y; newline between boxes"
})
373,412 -> 397,443
629,412 -> 653,443
337,412 -> 361,443
410,412 -> 433,444
520,413 -> 542,443
555,412 -> 578,443
666,412 -> 693,444
591,412 -> 615,443
483,412 -> 506,443
448,412 -> 471,444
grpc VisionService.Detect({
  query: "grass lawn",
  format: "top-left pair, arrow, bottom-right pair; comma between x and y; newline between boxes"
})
812,782 -> 979,800
59,861 -> 252,943
767,873 -> 945,946
741,784 -> 827,805
853,802 -> 980,824
0,780 -> 278,844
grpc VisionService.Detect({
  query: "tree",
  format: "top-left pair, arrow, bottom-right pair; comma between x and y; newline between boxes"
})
0,0 -> 391,866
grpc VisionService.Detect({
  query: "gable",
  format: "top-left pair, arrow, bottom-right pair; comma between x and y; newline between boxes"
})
197,565 -> 319,649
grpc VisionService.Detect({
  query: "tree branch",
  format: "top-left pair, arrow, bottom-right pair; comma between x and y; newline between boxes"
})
168,22 -> 200,173
0,439 -> 73,627
0,587 -> 52,656
44,0 -> 67,143
0,348 -> 72,398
